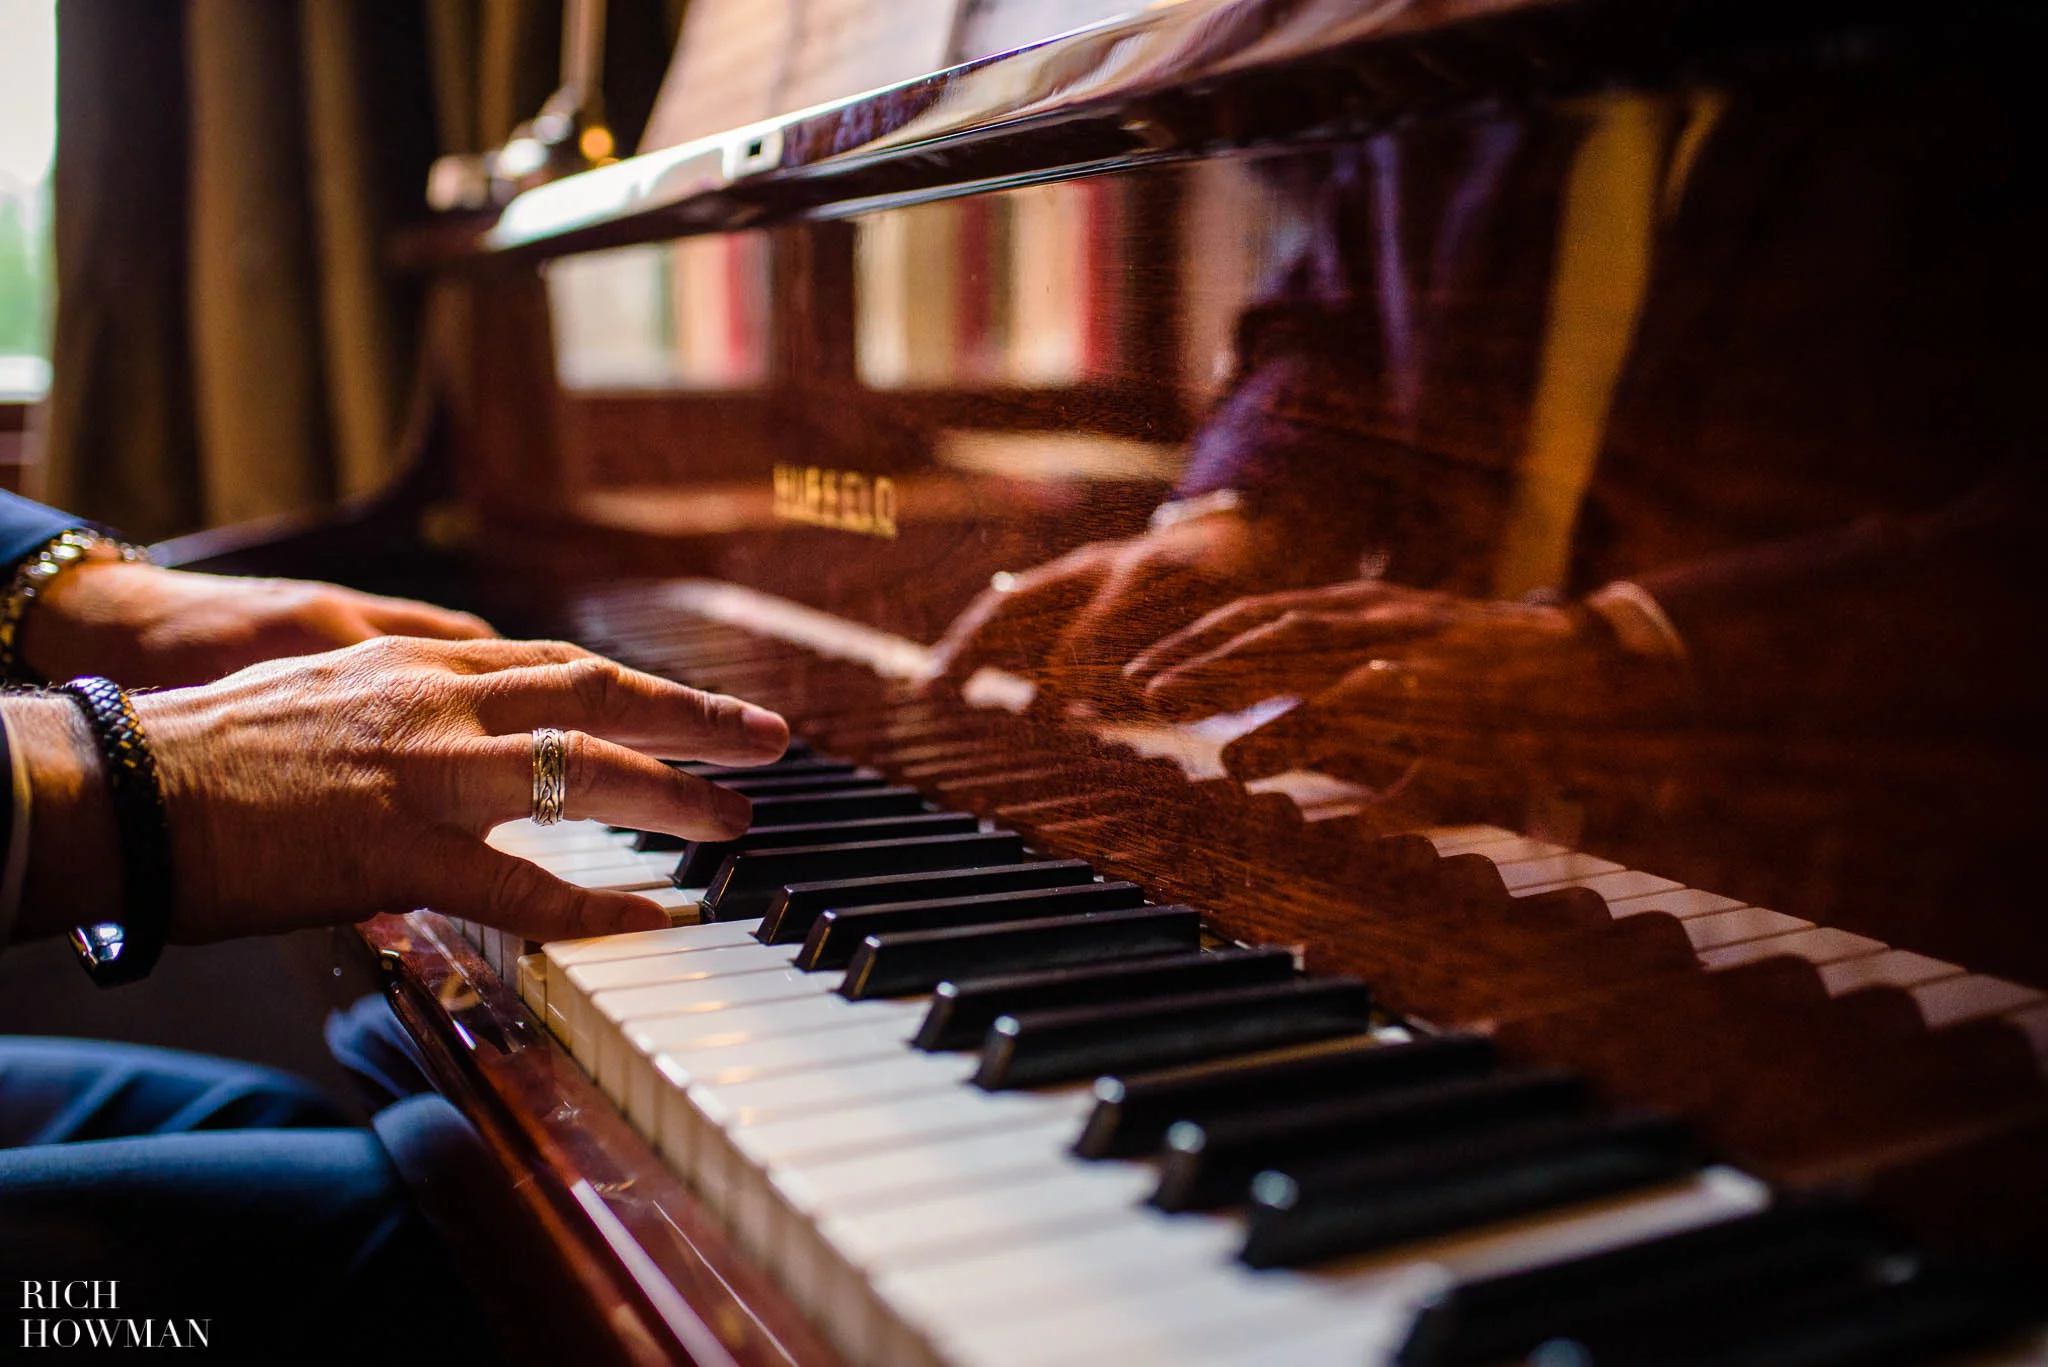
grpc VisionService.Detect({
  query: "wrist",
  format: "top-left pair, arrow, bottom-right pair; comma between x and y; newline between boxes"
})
12,555 -> 162,685
5,695 -> 122,943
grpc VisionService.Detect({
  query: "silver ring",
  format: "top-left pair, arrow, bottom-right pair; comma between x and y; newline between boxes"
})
531,727 -> 568,826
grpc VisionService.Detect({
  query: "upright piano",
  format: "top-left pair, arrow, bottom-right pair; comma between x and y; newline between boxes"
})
172,0 -> 2048,1362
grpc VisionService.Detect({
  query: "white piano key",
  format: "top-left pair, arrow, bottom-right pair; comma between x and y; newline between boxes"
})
1497,852 -> 1625,891
517,953 -> 547,1012
627,1013 -> 917,1139
1682,906 -> 1811,949
724,1086 -> 1090,1209
653,1016 -> 945,1180
813,1164 -> 1161,1362
532,914 -> 749,1020
876,1209 -> 1248,1339
551,935 -> 804,1066
639,883 -> 707,922
703,1044 -> 1046,1223
1461,836 -> 1569,865
578,965 -> 839,1072
696,1052 -> 979,1133
1418,825 -> 1520,853
774,1113 -> 1081,1219
937,1260 -> 1407,1367
488,818 -> 626,855
556,861 -> 674,891
1698,926 -> 1888,971
1606,887 -> 1745,919
923,1167 -> 1767,1367
1912,975 -> 2047,1028
639,997 -> 923,1144
1517,868 -> 1683,904
544,917 -> 760,971
581,951 -> 819,1099
1818,948 -> 1964,995
569,942 -> 799,998
529,846 -> 664,874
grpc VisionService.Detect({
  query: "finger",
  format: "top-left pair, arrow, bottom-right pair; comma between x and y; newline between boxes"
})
428,836 -> 671,940
1221,661 -> 1419,779
461,731 -> 754,837
1042,559 -> 1238,710
351,593 -> 499,641
471,657 -> 787,762
1124,598 -> 1297,686
1144,613 -> 1367,720
929,552 -> 1112,686
1126,580 -> 1398,683
430,637 -> 594,672
259,600 -> 381,659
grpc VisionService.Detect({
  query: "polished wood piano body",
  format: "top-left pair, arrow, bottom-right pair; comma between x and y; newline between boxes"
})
173,0 -> 2048,1362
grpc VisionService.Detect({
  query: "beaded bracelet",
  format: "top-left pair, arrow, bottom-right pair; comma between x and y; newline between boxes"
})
0,530 -> 152,684
56,676 -> 175,986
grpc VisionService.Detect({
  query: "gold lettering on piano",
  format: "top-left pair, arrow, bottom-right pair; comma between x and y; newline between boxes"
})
771,465 -> 899,537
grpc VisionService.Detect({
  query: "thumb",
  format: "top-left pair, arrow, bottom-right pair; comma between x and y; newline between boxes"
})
428,834 -> 671,941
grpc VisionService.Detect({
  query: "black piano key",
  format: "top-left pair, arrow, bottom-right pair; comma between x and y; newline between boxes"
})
700,831 -> 1029,921
800,882 -> 1148,971
1153,1068 -> 1588,1212
1239,1112 -> 1695,1268
1076,1032 -> 1496,1160
757,859 -> 1098,945
1616,1261 -> 2038,1367
675,811 -> 978,887
671,749 -> 832,779
838,906 -> 1204,1000
916,946 -> 1298,1052
1396,1202 -> 1895,1367
975,977 -> 1374,1091
705,770 -> 885,795
636,786 -> 926,853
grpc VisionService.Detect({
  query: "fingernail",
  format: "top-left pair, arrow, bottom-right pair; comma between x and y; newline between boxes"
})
713,785 -> 753,834
743,705 -> 789,756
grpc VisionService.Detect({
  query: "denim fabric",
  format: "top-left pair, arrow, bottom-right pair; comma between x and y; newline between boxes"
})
0,1022 -> 498,1364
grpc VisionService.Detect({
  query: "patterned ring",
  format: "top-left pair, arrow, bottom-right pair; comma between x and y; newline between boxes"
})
531,727 -> 568,826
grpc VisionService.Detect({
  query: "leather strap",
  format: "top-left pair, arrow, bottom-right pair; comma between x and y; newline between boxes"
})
56,676 -> 174,986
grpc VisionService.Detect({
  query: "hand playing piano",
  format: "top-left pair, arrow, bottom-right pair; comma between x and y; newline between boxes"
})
926,506 -> 1355,712
10,636 -> 790,946
1126,582 -> 1691,783
16,558 -> 499,689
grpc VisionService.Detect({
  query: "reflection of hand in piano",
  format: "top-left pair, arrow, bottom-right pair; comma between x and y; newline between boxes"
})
925,503 -> 1353,712
1124,582 -> 1690,783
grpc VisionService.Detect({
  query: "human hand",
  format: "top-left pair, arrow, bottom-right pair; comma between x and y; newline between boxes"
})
17,560 -> 497,689
17,637 -> 790,946
1217,599 -> 1691,783
927,508 -> 1349,710
1124,579 -> 1469,720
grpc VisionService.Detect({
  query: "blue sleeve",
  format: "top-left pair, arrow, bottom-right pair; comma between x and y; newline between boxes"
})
0,490 -> 87,575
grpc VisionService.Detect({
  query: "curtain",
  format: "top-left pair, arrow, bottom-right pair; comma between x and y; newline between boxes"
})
43,0 -> 678,543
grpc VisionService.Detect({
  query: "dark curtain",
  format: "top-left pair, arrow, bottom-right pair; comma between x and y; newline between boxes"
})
44,0 -> 680,542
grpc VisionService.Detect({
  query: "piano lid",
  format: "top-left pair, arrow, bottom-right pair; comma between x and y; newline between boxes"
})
487,0 -> 2002,259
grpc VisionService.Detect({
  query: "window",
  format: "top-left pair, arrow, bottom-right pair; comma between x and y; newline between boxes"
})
0,0 -> 56,402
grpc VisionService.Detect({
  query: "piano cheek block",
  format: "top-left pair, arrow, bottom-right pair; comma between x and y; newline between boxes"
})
836,906 -> 1205,1000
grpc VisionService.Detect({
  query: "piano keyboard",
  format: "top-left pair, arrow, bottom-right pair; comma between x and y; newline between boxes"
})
437,582 -> 2046,1366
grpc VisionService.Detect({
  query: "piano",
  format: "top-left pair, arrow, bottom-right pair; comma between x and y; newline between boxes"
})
164,0 -> 2048,1363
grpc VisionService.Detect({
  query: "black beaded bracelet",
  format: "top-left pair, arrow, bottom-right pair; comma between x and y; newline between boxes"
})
57,676 -> 174,986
